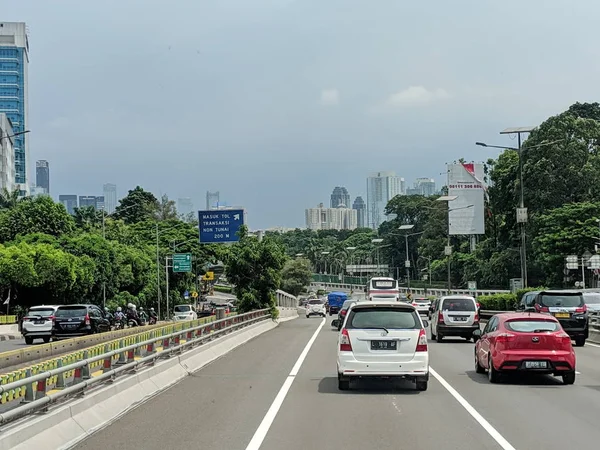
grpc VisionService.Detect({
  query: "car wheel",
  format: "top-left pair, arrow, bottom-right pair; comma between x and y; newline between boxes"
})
24,336 -> 33,345
430,329 -> 437,340
306,315 -> 309,319
487,354 -> 500,383
562,372 -> 576,385
436,332 -> 443,343
574,337 -> 586,347
43,337 -> 51,343
475,350 -> 485,374
338,374 -> 350,391
415,379 -> 428,391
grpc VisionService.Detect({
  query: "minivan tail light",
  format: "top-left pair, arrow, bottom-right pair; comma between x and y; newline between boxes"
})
438,311 -> 444,324
535,304 -> 549,313
474,312 -> 479,323
340,309 -> 347,317
340,329 -> 353,352
575,304 -> 587,313
416,328 -> 428,352
85,314 -> 90,325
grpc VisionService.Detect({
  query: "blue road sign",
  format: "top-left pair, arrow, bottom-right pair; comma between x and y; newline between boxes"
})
198,209 -> 245,243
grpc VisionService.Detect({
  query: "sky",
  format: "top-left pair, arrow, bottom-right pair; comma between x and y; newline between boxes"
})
2,0 -> 600,229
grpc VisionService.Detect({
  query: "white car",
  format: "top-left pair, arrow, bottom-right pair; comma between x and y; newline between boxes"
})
412,297 -> 431,315
21,305 -> 59,345
430,295 -> 479,342
173,304 -> 198,321
306,299 -> 326,318
336,301 -> 429,391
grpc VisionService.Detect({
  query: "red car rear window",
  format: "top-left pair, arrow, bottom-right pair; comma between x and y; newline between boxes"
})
505,320 -> 559,333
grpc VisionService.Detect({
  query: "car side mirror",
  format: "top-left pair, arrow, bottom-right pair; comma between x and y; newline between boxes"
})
331,319 -> 339,328
422,320 -> 429,328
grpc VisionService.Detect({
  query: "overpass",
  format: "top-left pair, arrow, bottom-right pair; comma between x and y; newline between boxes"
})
1,290 -> 600,450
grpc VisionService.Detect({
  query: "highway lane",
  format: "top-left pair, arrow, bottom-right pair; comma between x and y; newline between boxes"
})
76,316 -> 600,450
0,338 -> 30,353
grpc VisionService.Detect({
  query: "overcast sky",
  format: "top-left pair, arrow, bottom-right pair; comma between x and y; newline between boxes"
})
3,0 -> 600,228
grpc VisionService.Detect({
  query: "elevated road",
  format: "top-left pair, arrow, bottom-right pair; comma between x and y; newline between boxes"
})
76,317 -> 600,450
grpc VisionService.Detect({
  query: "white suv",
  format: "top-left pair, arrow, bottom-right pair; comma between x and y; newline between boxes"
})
306,299 -> 326,318
21,305 -> 59,344
337,301 -> 429,391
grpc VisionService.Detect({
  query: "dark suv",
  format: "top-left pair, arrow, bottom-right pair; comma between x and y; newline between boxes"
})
53,304 -> 111,339
518,290 -> 588,346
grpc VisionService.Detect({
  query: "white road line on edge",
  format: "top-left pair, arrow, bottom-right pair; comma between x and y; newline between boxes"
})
245,317 -> 326,450
429,367 -> 516,450
585,342 -> 600,348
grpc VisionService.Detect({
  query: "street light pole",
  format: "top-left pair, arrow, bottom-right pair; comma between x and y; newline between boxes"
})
102,207 -> 106,308
155,223 -> 161,320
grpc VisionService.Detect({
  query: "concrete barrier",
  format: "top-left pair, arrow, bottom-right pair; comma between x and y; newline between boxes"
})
0,325 -> 18,335
0,308 -> 297,450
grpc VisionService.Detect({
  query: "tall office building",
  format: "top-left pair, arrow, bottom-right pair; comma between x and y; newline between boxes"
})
35,160 -> 49,193
103,183 -> 117,214
0,22 -> 29,195
79,195 -> 96,208
59,195 -> 77,215
414,177 -> 436,196
0,114 -> 15,192
177,197 -> 194,216
305,203 -> 357,231
352,196 -> 366,228
366,171 -> 404,229
206,191 -> 219,210
330,186 -> 350,208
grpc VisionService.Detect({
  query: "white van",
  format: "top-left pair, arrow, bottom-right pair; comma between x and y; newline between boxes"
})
430,295 -> 479,342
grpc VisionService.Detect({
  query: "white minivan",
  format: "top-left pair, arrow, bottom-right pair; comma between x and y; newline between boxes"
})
21,305 -> 59,344
430,295 -> 479,342
337,301 -> 429,391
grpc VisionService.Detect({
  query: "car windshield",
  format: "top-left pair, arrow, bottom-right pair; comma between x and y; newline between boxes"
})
442,298 -> 475,311
26,308 -> 55,317
347,307 -> 421,330
540,293 -> 584,308
55,306 -> 87,317
174,305 -> 191,313
505,319 -> 559,333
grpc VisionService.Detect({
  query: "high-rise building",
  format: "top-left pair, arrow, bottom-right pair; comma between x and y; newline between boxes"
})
79,195 -> 96,208
0,22 -> 30,195
35,160 -> 49,193
59,195 -> 77,215
366,171 -> 404,229
206,191 -> 219,210
0,114 -> 15,192
177,197 -> 194,217
330,186 -> 350,208
95,196 -> 105,211
414,177 -> 436,196
305,203 -> 357,231
103,183 -> 117,214
352,196 -> 366,228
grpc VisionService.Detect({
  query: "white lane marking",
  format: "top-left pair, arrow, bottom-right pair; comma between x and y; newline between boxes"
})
576,371 -> 581,374
430,367 -> 516,450
245,317 -> 326,450
585,342 -> 600,348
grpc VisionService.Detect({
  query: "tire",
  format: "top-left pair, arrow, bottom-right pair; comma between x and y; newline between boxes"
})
562,372 -> 576,385
475,350 -> 485,374
415,379 -> 428,391
488,354 -> 501,383
574,337 -> 586,347
436,332 -> 443,343
306,315 -> 309,319
430,328 -> 437,340
43,337 -> 51,343
24,336 -> 33,345
338,374 -> 350,391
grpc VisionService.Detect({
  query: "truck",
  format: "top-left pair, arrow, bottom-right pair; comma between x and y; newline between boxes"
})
327,291 -> 348,316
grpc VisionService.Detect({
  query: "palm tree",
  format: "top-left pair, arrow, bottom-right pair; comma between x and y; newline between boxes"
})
0,188 -> 28,209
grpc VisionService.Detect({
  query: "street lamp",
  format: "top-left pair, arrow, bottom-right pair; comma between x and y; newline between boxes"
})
321,251 -> 330,275
345,246 -> 357,283
371,239 -> 383,275
398,225 -> 415,288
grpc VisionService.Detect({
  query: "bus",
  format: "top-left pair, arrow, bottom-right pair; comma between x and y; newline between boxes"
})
365,277 -> 400,302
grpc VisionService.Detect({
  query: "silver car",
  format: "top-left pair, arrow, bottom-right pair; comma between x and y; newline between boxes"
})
430,295 -> 479,342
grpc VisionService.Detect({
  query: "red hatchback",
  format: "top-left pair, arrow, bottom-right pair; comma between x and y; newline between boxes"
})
473,312 -> 576,385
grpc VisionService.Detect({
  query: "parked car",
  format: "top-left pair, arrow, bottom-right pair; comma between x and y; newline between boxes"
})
53,305 -> 111,339
518,290 -> 588,346
337,301 -> 429,391
21,305 -> 59,345
474,312 -> 576,384
173,304 -> 198,321
430,295 -> 479,342
306,299 -> 326,318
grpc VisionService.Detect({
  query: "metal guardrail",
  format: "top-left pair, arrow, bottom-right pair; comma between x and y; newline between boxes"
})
310,281 -> 510,297
0,316 -> 17,325
0,309 -> 270,425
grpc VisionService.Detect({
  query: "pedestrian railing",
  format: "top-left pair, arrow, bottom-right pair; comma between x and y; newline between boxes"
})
0,309 -> 270,425
276,290 -> 298,308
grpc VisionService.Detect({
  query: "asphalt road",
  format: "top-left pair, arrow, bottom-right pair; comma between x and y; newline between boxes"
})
0,338 -> 31,353
76,315 -> 600,450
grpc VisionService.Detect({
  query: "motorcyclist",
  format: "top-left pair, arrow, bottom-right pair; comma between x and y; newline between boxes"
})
126,303 -> 140,326
114,306 -> 125,321
139,306 -> 148,325
149,307 -> 158,324
104,307 -> 114,325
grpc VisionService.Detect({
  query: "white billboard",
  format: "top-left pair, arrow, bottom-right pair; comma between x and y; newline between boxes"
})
447,163 -> 486,235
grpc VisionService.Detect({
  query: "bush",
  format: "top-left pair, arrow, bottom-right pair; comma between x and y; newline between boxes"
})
478,293 -> 517,311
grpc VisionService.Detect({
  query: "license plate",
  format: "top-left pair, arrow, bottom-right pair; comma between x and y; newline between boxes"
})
370,340 -> 397,350
525,361 -> 547,369
34,320 -> 45,324
453,317 -> 468,321
554,313 -> 570,318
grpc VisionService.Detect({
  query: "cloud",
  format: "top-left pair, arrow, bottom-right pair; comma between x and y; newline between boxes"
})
386,86 -> 451,106
320,89 -> 340,106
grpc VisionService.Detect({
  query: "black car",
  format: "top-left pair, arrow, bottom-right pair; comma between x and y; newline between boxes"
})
337,300 -> 357,331
518,290 -> 588,346
53,304 -> 111,339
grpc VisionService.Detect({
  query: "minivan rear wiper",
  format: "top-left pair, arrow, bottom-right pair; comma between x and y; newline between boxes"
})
365,327 -> 389,334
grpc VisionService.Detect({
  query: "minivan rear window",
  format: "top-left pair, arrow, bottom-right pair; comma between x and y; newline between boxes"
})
540,294 -> 584,308
308,299 -> 323,305
55,306 -> 87,317
347,307 -> 421,330
174,305 -> 192,312
505,320 -> 559,333
26,308 -> 55,317
442,298 -> 475,311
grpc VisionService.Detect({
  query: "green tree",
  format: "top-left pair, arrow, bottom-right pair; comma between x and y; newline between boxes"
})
0,188 -> 27,209
73,206 -> 102,231
281,258 -> 312,296
156,194 -> 178,221
114,186 -> 159,224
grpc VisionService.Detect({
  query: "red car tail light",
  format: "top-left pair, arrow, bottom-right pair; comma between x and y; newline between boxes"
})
84,314 -> 91,325
495,332 -> 516,343
340,329 -> 353,352
416,328 -> 428,352
340,309 -> 347,317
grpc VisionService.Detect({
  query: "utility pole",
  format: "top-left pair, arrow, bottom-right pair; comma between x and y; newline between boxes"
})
165,255 -> 170,320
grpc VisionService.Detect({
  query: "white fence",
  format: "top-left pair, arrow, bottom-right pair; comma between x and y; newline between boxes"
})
309,282 -> 509,297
